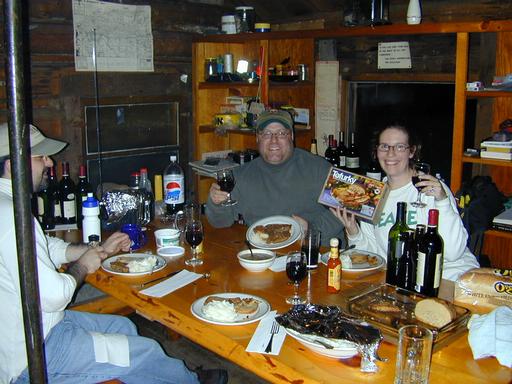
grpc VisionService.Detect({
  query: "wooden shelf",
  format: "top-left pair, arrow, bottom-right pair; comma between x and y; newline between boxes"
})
466,90 -> 512,98
462,155 -> 512,167
198,82 -> 259,90
194,21 -> 512,42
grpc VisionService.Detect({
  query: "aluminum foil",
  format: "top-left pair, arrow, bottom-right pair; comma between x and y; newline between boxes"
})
276,304 -> 384,372
100,189 -> 152,229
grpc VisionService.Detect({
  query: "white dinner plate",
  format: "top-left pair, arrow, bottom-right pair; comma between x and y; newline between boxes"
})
285,328 -> 358,359
320,249 -> 385,272
246,215 -> 302,250
101,254 -> 167,276
191,293 -> 270,326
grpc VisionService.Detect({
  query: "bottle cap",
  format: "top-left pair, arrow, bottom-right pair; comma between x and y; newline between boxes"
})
83,194 -> 98,208
140,167 -> 148,174
170,155 -> 177,161
428,209 -> 439,225
329,238 -> 339,247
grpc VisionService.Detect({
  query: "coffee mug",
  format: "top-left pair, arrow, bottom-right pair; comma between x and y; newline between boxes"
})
154,228 -> 180,248
121,223 -> 147,250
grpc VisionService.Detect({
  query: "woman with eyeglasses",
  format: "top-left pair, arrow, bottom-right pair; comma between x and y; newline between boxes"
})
332,124 -> 479,281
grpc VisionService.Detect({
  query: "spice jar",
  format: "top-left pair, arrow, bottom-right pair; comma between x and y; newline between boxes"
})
235,6 -> 255,33
204,57 -> 217,80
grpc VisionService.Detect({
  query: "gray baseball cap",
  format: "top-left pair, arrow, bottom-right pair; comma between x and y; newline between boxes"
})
0,122 -> 67,157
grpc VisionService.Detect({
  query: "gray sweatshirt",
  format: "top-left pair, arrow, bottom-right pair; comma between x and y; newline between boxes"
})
205,148 -> 345,246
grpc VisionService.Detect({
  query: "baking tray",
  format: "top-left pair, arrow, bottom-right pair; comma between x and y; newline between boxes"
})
347,284 -> 471,351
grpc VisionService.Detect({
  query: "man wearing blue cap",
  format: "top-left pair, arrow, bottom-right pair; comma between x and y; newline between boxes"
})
206,110 -> 344,246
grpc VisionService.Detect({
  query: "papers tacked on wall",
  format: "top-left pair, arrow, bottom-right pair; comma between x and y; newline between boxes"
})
377,42 -> 412,69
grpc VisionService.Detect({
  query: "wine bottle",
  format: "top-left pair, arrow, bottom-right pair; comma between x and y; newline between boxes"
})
327,238 -> 341,293
140,167 -> 155,222
48,166 -> 61,224
310,138 -> 318,155
396,230 -> 416,291
386,202 -> 410,286
59,161 -> 77,224
416,209 -> 444,297
324,134 -> 338,166
337,131 -> 347,169
346,132 -> 360,174
36,168 -> 55,230
366,157 -> 382,180
76,165 -> 93,229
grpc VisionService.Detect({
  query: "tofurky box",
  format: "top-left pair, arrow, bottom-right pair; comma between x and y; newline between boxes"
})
318,167 -> 389,224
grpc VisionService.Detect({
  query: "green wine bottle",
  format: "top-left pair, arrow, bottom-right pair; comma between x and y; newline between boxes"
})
386,202 -> 410,286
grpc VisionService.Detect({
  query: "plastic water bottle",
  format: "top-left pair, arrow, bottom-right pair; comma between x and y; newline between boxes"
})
163,155 -> 185,215
82,193 -> 101,244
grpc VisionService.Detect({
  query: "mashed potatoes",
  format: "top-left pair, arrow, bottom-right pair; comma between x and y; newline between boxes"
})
202,300 -> 238,322
127,255 -> 158,273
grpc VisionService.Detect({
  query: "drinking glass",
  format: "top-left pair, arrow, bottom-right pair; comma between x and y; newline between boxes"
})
285,251 -> 307,305
394,325 -> 433,384
184,220 -> 204,266
411,162 -> 431,208
216,169 -> 237,206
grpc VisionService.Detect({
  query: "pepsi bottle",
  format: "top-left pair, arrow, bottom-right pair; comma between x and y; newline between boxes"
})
164,155 -> 185,215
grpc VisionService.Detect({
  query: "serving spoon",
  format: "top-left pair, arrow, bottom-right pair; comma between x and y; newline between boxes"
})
245,239 -> 255,258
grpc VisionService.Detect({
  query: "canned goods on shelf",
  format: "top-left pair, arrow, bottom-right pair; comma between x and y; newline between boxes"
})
254,23 -> 271,32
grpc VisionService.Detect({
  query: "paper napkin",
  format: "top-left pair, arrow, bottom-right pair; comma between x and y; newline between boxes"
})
139,270 -> 202,298
246,311 -> 286,355
269,256 -> 287,272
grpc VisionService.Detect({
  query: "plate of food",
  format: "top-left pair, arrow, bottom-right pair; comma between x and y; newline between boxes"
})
246,215 -> 302,250
102,254 -> 166,276
191,293 -> 270,326
320,248 -> 384,272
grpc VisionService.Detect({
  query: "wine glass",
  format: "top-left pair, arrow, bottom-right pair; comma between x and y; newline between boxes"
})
411,162 -> 431,208
285,251 -> 307,305
184,220 -> 204,266
216,169 -> 237,206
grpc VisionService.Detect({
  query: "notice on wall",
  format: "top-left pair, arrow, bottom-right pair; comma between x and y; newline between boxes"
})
72,0 -> 154,72
377,42 -> 411,69
315,61 -> 340,155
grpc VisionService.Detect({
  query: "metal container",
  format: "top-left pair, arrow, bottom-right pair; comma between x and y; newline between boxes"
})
204,58 -> 217,80
298,64 -> 308,81
235,6 -> 255,33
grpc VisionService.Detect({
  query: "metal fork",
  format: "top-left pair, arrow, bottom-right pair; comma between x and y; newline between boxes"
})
264,322 -> 279,353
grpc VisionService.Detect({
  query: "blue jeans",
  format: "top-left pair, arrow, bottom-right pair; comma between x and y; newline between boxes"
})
14,310 -> 199,384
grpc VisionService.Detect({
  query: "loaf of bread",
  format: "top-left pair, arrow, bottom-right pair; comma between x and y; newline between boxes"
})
414,298 -> 456,328
454,268 -> 512,312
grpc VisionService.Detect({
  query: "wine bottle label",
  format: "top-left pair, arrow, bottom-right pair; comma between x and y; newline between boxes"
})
54,202 -> 61,217
62,200 -> 76,219
163,175 -> 185,205
339,156 -> 346,167
346,157 -> 360,168
328,265 -> 341,290
37,196 -> 45,216
366,171 -> 382,181
416,251 -> 426,288
433,252 -> 442,289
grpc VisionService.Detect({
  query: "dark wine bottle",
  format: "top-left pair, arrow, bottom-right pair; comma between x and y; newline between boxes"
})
48,166 -> 61,224
324,134 -> 338,166
386,202 -> 410,286
346,132 -> 360,174
366,157 -> 382,181
337,131 -> 347,170
36,168 -> 55,230
59,161 -> 77,224
396,230 -> 416,291
415,209 -> 444,297
76,164 -> 93,229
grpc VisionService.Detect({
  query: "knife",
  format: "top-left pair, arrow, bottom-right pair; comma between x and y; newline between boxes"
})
134,269 -> 182,288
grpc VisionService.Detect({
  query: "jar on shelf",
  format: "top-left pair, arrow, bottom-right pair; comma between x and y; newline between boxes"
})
204,58 -> 217,81
235,6 -> 255,33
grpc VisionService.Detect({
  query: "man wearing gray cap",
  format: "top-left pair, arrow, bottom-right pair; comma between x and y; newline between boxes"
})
206,110 -> 344,246
0,123 -> 226,383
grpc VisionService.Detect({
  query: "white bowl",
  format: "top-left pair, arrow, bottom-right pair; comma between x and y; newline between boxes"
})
237,249 -> 276,272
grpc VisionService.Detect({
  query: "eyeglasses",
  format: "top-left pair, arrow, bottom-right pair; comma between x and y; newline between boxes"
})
259,131 -> 290,140
31,155 -> 50,162
377,143 -> 410,153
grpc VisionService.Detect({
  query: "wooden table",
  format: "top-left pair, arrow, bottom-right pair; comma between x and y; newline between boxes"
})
85,222 -> 512,384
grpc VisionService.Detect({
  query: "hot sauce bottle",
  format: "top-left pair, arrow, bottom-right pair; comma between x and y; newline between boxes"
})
327,238 -> 341,293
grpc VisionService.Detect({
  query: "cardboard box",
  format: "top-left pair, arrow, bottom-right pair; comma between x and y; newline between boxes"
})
318,167 -> 388,224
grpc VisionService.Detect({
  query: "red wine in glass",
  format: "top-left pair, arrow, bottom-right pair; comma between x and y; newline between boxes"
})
411,175 -> 422,192
411,162 -> 431,208
285,252 -> 307,305
185,221 -> 204,266
216,169 -> 237,206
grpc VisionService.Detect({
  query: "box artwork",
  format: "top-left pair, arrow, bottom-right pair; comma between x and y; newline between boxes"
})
318,167 -> 388,224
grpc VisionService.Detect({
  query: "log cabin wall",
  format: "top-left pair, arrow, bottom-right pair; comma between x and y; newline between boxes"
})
1,0 -> 511,191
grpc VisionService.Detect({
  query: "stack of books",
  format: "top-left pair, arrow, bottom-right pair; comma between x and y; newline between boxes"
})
492,207 -> 512,232
480,139 -> 512,161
